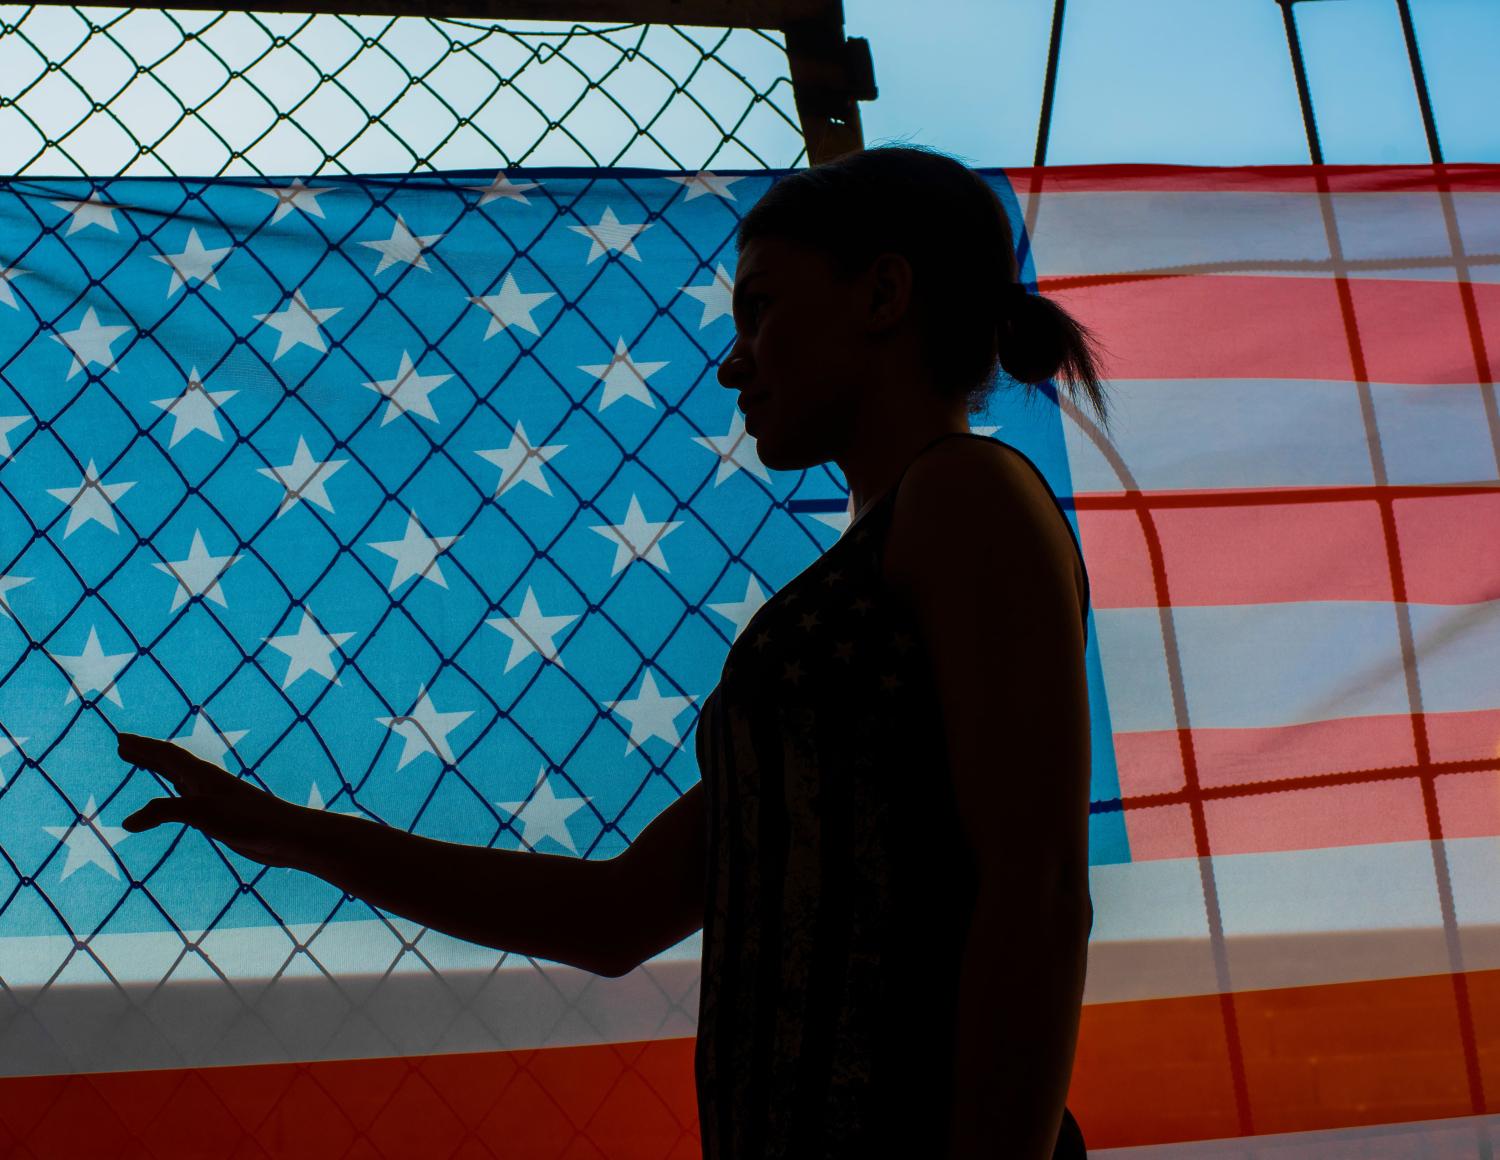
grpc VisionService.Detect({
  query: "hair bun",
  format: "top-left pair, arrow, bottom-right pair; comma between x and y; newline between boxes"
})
996,291 -> 1067,385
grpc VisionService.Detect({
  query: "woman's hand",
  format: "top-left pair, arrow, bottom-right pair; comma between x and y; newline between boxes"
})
119,731 -> 310,869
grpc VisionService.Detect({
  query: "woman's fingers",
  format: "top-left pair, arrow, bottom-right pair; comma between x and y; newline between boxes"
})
121,786 -> 301,868
122,797 -> 196,833
117,732 -> 220,795
117,732 -> 303,865
118,732 -> 181,784
123,793 -> 229,836
118,732 -> 188,771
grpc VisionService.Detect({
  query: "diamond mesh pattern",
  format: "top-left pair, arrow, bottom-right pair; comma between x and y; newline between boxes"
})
0,8 -> 825,1156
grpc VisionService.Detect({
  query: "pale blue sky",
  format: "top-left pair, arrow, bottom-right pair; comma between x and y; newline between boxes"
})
845,0 -> 1499,167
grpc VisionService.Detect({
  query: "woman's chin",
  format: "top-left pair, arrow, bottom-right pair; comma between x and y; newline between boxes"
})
748,414 -> 820,472
751,437 -> 784,470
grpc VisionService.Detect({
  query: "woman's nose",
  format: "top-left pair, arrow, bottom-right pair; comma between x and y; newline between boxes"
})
717,349 -> 751,390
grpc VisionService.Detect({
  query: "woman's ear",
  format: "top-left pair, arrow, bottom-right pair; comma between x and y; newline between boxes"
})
865,250 -> 915,334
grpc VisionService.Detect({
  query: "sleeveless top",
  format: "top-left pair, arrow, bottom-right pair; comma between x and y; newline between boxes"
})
693,430 -> 1093,1158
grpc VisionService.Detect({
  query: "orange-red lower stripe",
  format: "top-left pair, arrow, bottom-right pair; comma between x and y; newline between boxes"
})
3,968 -> 1499,1155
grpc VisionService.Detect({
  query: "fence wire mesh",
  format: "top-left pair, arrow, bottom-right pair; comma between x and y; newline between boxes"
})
0,6 -> 808,177
0,8 -> 833,1154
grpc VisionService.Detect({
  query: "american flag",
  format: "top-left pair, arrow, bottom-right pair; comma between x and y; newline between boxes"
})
0,162 -> 1496,1157
1027,161 -> 1500,1157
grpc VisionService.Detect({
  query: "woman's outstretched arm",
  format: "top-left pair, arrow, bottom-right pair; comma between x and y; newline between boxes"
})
289,780 -> 708,979
286,806 -> 634,977
120,732 -> 706,979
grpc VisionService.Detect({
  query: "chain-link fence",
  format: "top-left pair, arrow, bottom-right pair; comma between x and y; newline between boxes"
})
0,5 -> 820,177
0,6 -> 886,1155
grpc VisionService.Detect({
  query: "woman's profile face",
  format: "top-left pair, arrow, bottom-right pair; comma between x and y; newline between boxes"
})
718,235 -> 870,471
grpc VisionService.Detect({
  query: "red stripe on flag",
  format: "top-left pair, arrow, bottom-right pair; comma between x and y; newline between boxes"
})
9,966 -> 1500,1155
1004,163 -> 1500,194
1041,275 -> 1499,385
1112,708 -> 1500,858
1078,489 -> 1500,609
1071,966 -> 1499,1147
0,1039 -> 702,1160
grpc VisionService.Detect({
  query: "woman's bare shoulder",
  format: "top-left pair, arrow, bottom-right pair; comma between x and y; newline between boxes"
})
883,437 -> 1075,595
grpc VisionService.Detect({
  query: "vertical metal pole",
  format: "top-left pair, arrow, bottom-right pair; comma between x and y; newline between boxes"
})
1277,0 -> 1323,164
1394,0 -> 1443,164
1034,0 -> 1066,168
1021,0 -> 1068,276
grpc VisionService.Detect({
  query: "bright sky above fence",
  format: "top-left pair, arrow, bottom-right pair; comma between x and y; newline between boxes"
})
847,0 -> 1499,167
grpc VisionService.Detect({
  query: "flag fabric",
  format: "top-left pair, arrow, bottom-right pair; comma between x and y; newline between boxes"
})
1017,161 -> 1500,1158
0,162 -> 1496,1158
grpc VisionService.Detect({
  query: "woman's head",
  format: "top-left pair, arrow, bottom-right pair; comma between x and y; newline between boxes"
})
716,144 -> 1112,464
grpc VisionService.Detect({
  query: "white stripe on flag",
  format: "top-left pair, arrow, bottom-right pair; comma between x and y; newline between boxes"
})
1027,191 -> 1500,282
1061,379 -> 1498,494
1094,598 -> 1500,732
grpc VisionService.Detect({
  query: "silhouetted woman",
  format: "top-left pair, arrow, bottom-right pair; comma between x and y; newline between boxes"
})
121,143 -> 1110,1158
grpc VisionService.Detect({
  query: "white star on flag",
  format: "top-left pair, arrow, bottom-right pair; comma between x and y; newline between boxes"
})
361,351 -> 452,426
588,495 -> 683,576
150,228 -> 233,297
473,420 -> 566,499
51,625 -> 134,706
376,683 -> 473,770
705,574 -> 771,641
464,172 -> 541,207
603,669 -> 697,755
358,214 -> 444,274
41,794 -> 130,881
150,529 -> 243,611
486,587 -> 579,673
0,264 -> 30,309
150,367 -> 238,447
368,509 -> 461,592
0,572 -> 33,621
0,730 -> 29,789
566,206 -> 652,264
51,306 -> 132,380
263,607 -> 356,689
467,272 -> 555,339
497,768 -> 591,853
46,458 -> 136,537
256,178 -> 335,223
253,289 -> 342,359
663,171 -> 747,202
0,413 -> 30,457
693,412 -> 769,485
579,337 -> 669,410
257,435 -> 349,518
51,193 -> 121,235
679,262 -> 734,328
167,711 -> 250,771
